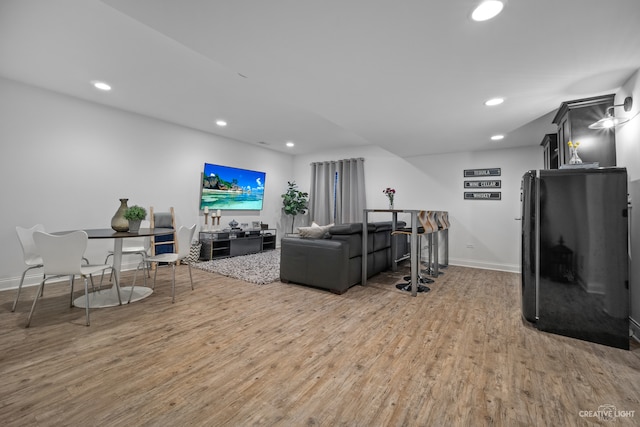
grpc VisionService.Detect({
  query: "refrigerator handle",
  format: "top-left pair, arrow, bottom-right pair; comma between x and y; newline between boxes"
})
535,175 -> 540,321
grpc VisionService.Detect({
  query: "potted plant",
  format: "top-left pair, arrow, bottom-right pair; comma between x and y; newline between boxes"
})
124,205 -> 147,233
281,181 -> 308,234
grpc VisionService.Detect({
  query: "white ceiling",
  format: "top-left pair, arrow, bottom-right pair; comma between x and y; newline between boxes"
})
1,0 -> 640,156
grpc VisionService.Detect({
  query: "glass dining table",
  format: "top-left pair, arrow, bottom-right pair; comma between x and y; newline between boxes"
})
58,228 -> 175,308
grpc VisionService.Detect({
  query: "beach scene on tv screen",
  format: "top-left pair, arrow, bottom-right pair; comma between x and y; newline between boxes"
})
201,163 -> 266,210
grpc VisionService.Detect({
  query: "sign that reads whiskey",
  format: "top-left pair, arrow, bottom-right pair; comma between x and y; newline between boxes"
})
464,192 -> 501,200
463,168 -> 501,177
464,180 -> 501,189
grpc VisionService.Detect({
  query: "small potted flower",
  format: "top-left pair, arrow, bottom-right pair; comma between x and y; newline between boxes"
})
383,187 -> 396,209
124,205 -> 147,233
567,140 -> 582,164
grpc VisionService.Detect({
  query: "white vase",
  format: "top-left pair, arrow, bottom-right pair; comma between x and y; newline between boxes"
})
569,147 -> 582,165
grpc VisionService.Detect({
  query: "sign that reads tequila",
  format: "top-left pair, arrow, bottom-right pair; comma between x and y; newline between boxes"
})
464,192 -> 501,200
463,168 -> 501,177
464,180 -> 501,188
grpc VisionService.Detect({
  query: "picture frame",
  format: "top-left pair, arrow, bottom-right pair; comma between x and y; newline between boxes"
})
464,192 -> 501,200
463,168 -> 501,177
464,180 -> 501,189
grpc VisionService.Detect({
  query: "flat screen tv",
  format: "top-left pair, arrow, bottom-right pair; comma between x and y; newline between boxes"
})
200,163 -> 266,210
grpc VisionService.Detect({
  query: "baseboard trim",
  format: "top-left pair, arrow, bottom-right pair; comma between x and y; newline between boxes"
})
0,260 -> 143,292
448,258 -> 520,273
0,272 -> 44,292
630,317 -> 640,343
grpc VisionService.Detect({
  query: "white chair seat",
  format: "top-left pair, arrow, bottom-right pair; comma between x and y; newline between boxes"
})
82,264 -> 116,276
131,224 -> 196,303
105,220 -> 151,260
145,253 -> 179,263
108,245 -> 147,254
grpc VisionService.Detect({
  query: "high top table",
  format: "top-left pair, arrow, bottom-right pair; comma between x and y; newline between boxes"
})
362,209 -> 421,296
56,228 -> 175,308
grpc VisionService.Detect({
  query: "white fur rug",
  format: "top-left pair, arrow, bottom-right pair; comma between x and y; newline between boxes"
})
192,249 -> 280,285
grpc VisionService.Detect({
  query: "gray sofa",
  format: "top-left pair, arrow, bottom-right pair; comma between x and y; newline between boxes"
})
279,221 -> 407,294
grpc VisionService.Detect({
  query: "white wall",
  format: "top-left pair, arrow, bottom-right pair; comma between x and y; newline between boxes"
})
615,69 -> 640,336
293,66 -> 640,334
293,144 -> 543,272
0,77 -> 293,290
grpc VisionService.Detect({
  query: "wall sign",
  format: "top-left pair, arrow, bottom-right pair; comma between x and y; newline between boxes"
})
464,168 -> 501,177
464,180 -> 501,188
464,192 -> 501,200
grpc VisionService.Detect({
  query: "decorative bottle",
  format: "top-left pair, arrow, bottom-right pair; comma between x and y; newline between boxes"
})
569,147 -> 582,165
111,198 -> 130,232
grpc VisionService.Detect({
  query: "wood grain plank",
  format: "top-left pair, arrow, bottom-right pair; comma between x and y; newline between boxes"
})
1,263 -> 639,426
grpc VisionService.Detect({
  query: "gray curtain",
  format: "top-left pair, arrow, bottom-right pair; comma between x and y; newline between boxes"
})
309,158 -> 366,225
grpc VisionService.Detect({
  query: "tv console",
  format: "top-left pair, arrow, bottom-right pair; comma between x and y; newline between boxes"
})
199,229 -> 276,260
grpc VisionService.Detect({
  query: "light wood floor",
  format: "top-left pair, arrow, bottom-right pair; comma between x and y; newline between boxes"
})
1,263 -> 639,426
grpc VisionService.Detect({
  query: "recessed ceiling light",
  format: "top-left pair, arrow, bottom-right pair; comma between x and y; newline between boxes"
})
216,120 -> 227,127
286,141 -> 295,148
91,81 -> 111,91
484,97 -> 504,106
472,1 -> 504,22
491,134 -> 505,141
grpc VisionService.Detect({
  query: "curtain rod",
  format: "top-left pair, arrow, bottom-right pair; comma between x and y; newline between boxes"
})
310,157 -> 364,165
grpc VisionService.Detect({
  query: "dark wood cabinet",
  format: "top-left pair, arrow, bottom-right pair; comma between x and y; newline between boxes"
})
199,229 -> 277,260
552,94 -> 616,167
540,133 -> 559,169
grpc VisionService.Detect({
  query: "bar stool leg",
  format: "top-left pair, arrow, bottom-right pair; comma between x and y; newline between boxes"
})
398,234 -> 432,292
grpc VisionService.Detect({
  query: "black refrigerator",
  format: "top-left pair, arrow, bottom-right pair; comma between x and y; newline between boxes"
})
521,167 -> 629,349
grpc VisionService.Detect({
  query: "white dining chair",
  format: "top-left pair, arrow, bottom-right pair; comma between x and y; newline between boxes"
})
12,224 -> 46,312
26,230 -> 121,327
14,225 -> 98,311
101,220 -> 152,287
131,224 -> 196,303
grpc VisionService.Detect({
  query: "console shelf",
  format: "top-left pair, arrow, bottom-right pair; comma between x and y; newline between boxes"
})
199,229 -> 277,260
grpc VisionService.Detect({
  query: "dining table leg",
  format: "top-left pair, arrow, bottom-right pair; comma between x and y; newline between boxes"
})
410,211 -> 418,297
112,238 -> 123,285
391,212 -> 398,272
362,211 -> 369,287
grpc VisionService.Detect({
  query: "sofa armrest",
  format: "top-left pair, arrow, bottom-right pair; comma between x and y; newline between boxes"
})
280,237 -> 351,293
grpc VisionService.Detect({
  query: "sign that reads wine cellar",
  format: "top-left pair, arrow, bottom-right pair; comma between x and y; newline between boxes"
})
463,168 -> 501,177
464,180 -> 501,189
464,192 -> 501,200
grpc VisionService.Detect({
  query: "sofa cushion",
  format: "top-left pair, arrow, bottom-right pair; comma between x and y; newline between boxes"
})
298,222 -> 333,238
